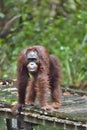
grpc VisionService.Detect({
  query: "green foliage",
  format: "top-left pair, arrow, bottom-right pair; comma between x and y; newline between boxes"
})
0,0 -> 87,87
34,125 -> 62,130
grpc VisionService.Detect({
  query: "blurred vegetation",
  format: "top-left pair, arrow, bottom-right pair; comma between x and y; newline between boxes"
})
0,0 -> 87,88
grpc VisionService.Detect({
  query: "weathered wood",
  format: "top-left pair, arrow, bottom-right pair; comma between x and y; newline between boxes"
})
0,83 -> 87,130
62,87 -> 87,96
6,119 -> 12,130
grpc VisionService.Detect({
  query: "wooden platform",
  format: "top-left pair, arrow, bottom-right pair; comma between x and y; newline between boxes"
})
0,80 -> 87,130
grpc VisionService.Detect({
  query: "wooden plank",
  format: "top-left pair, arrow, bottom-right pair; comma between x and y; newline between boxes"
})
0,106 -> 87,130
0,84 -> 87,129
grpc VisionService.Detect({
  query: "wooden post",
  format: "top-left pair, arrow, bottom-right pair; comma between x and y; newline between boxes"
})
6,118 -> 35,130
6,119 -> 12,130
6,118 -> 18,130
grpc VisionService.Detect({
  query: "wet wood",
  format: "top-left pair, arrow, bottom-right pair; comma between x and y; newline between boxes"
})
0,82 -> 87,130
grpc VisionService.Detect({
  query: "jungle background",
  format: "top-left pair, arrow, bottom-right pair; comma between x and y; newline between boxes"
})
0,0 -> 87,88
